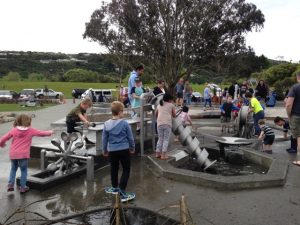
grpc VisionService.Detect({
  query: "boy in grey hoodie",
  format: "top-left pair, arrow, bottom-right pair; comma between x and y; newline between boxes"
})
102,101 -> 135,202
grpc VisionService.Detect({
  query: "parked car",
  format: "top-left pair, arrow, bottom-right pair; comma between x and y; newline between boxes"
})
19,89 -> 35,100
191,92 -> 203,102
35,88 -> 63,99
81,89 -> 115,103
0,90 -> 19,100
72,88 -> 87,99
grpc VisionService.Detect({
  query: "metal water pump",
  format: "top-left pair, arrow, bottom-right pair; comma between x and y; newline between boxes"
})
41,132 -> 95,181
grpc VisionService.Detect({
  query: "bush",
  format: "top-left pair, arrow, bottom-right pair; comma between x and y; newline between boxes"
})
3,72 -> 21,81
28,73 -> 45,81
63,69 -> 98,82
273,77 -> 295,100
264,63 -> 297,85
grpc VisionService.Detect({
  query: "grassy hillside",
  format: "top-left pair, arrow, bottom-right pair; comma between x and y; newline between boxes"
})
0,81 -> 209,98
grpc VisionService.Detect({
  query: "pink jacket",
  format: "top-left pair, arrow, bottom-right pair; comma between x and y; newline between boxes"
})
0,126 -> 52,159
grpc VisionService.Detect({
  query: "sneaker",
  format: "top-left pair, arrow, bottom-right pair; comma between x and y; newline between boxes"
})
287,148 -> 297,154
20,186 -> 30,194
7,183 -> 14,192
120,190 -> 135,202
264,150 -> 272,154
104,187 -> 120,195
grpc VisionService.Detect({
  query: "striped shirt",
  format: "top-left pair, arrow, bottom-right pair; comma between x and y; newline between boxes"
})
261,125 -> 274,136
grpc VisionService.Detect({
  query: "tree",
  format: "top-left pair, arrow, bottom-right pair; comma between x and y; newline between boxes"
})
84,0 -> 264,91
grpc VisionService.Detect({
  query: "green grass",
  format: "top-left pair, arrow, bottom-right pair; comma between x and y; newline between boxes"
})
0,103 -> 55,112
0,81 -> 225,99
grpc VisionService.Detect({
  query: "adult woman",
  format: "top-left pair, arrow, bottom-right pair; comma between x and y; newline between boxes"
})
184,81 -> 193,105
255,80 -> 268,100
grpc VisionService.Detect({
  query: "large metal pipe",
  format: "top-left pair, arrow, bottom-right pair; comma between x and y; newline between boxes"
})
172,117 -> 216,170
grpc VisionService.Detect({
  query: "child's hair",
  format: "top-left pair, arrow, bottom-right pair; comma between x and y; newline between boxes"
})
274,116 -> 284,123
159,93 -> 174,106
111,101 -> 124,116
245,92 -> 253,98
13,114 -> 32,127
81,98 -> 92,107
182,106 -> 189,113
258,119 -> 266,125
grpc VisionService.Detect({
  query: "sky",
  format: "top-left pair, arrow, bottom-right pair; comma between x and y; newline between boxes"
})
0,0 -> 299,62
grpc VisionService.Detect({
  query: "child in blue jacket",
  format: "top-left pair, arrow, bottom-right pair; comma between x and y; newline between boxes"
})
102,101 -> 135,202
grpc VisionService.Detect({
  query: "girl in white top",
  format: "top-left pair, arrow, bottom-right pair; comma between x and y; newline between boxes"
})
156,93 -> 176,159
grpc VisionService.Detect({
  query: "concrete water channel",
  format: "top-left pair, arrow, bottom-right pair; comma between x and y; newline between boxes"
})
0,100 -> 300,224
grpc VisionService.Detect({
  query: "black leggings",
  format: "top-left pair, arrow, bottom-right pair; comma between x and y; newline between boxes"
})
109,150 -> 131,191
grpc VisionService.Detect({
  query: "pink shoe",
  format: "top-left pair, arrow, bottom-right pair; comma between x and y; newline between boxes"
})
7,183 -> 14,192
20,186 -> 30,194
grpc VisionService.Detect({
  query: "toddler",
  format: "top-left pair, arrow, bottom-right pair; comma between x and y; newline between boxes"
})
0,114 -> 53,193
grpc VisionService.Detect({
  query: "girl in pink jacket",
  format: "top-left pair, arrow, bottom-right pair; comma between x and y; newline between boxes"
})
0,114 -> 53,193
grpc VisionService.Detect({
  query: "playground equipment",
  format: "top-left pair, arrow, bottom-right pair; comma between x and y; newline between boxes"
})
140,92 -> 216,170
21,132 -> 96,190
172,111 -> 216,170
236,106 -> 255,139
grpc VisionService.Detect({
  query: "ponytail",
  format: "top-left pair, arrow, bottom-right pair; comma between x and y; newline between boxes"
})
159,99 -> 164,106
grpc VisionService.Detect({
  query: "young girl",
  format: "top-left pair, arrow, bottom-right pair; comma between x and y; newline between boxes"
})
180,106 -> 193,128
0,114 -> 53,193
156,93 -> 176,159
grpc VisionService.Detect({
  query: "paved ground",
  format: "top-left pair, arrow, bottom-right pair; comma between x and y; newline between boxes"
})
1,102 -> 300,224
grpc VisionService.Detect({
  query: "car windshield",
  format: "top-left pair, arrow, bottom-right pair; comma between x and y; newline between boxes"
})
21,90 -> 34,95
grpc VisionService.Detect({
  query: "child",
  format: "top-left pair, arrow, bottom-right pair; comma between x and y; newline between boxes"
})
66,98 -> 94,144
220,96 -> 240,122
274,116 -> 297,153
220,96 -> 240,132
245,92 -> 264,136
130,77 -> 145,135
258,119 -> 275,154
180,106 -> 193,128
156,93 -> 176,159
0,114 -> 53,193
102,101 -> 135,202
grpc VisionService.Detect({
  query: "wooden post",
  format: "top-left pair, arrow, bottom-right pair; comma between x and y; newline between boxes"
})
180,194 -> 188,225
115,193 -> 121,225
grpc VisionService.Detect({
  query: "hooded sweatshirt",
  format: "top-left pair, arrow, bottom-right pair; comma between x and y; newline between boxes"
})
102,119 -> 135,152
0,127 -> 52,159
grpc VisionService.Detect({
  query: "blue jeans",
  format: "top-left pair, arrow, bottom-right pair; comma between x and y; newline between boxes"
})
185,94 -> 192,105
204,98 -> 212,107
254,111 -> 265,135
9,159 -> 28,188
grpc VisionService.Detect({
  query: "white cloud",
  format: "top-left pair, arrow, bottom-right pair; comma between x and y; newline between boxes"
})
0,0 -> 103,53
246,0 -> 300,62
0,0 -> 299,62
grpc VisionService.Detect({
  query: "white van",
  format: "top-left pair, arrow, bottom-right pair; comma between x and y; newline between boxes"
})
81,89 -> 115,103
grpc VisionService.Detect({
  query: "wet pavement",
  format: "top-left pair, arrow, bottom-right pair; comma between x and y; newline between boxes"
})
1,102 -> 300,224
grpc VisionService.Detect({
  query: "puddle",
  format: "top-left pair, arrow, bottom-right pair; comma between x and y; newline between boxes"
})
49,207 -> 179,225
177,158 -> 268,176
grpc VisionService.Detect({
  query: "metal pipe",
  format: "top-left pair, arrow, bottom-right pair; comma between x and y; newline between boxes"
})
139,93 -> 147,156
40,149 -> 47,171
151,109 -> 156,152
86,156 -> 94,181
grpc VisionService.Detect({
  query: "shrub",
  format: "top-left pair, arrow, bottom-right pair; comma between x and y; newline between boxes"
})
273,77 -> 295,100
63,69 -> 98,82
3,72 -> 21,81
28,73 -> 45,81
